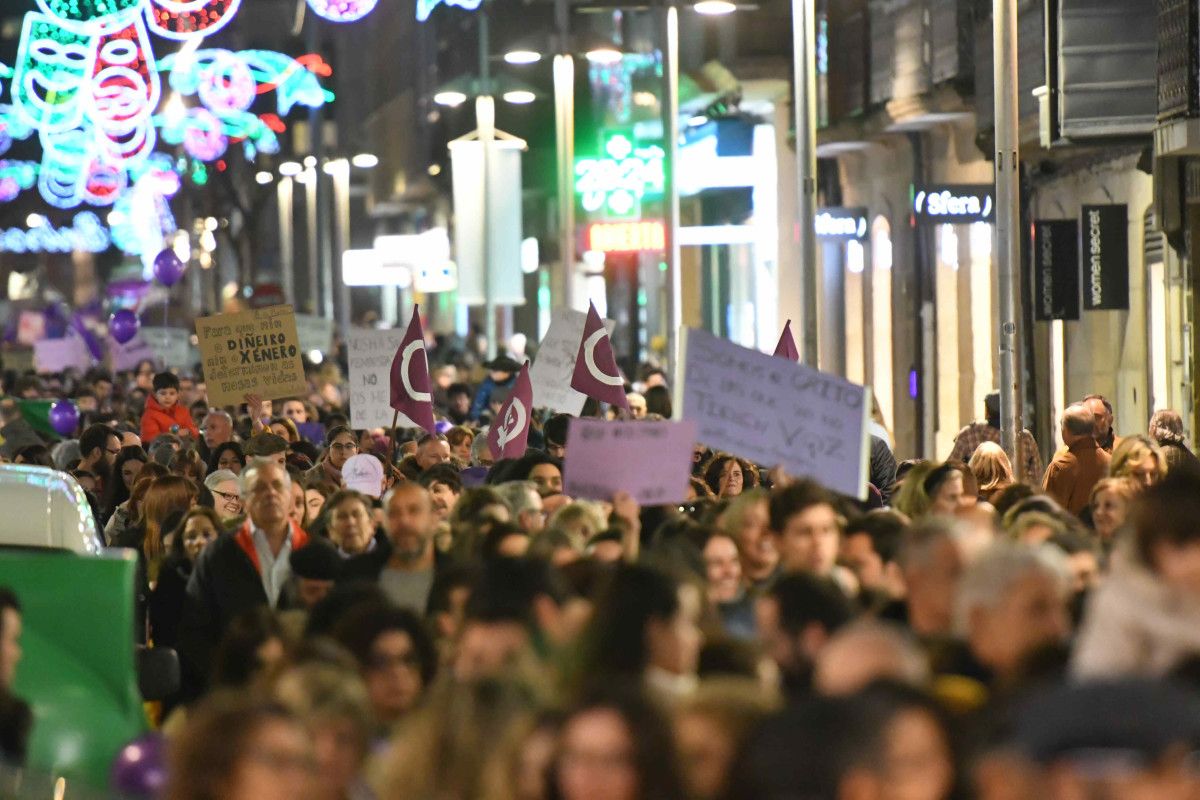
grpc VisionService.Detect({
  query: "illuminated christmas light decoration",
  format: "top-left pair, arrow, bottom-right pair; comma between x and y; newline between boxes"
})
196,50 -> 255,113
306,0 -> 379,23
35,0 -> 144,32
12,13 -> 97,133
145,0 -> 242,42
416,0 -> 483,22
574,133 -> 665,218
586,220 -> 666,253
0,211 -> 111,253
2,1 -> 344,213
182,107 -> 227,161
38,126 -> 91,208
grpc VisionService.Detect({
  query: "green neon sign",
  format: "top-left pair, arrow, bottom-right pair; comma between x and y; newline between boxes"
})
574,133 -> 665,218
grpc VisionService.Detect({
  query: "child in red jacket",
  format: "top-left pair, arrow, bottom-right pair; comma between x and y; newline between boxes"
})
141,372 -> 199,444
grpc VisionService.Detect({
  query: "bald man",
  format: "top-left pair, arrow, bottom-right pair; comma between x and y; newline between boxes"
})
1042,404 -> 1111,516
339,482 -> 440,614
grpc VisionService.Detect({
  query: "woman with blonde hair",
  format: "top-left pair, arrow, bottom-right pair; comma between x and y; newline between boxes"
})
893,461 -> 964,519
1110,434 -> 1167,488
1089,476 -> 1141,547
968,442 -> 1014,503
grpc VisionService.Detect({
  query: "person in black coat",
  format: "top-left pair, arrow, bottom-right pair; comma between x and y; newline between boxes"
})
149,508 -> 223,650
177,461 -> 312,700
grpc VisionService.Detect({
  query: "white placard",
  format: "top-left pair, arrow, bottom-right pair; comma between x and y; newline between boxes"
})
295,314 -> 335,354
676,327 -> 871,499
347,329 -> 419,430
529,308 -> 616,415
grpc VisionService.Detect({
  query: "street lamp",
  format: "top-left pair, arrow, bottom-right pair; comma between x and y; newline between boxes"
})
504,48 -> 543,65
693,0 -> 735,14
351,153 -> 379,168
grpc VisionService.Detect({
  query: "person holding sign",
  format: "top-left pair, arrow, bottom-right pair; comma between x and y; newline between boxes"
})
140,372 -> 199,444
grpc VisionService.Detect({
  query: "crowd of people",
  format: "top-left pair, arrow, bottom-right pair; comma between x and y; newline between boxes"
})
1,348 -> 1200,800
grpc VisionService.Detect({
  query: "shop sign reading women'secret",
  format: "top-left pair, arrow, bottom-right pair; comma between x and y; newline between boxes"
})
911,185 -> 995,225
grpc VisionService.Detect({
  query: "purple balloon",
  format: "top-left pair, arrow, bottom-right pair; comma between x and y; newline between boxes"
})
110,733 -> 168,797
109,309 -> 140,345
434,419 -> 453,435
49,400 -> 79,437
152,248 -> 186,287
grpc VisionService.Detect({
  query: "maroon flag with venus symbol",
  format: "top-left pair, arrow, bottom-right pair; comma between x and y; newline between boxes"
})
488,362 -> 533,461
773,319 -> 800,362
570,302 -> 629,411
389,306 -> 437,434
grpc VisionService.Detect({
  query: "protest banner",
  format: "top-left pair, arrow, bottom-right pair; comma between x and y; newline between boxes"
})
295,313 -> 336,354
348,329 -> 420,430
141,327 -> 194,367
675,327 -> 871,498
33,337 -> 90,374
529,308 -> 616,415
195,306 -> 308,407
563,418 -> 697,505
109,336 -> 156,371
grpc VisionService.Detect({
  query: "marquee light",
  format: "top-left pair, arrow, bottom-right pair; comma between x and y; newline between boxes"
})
0,211 -> 111,253
586,221 -> 665,253
575,133 -> 665,218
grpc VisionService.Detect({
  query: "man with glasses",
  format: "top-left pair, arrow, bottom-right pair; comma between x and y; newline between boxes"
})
77,423 -> 121,495
180,459 -> 312,696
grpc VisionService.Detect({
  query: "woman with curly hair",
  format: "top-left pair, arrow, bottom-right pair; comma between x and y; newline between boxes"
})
1110,434 -> 1168,488
1148,409 -> 1200,473
702,454 -> 759,499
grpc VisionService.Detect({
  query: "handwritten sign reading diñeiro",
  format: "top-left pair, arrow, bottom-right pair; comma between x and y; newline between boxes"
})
196,306 -> 308,407
563,418 -> 697,505
675,327 -> 870,498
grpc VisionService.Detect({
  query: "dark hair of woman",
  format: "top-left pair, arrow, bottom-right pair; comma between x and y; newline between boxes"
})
103,445 -> 148,520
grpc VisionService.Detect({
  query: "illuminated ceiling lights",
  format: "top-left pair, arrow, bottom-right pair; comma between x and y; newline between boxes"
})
351,153 -> 379,168
503,90 -> 536,105
504,49 -> 542,65
279,161 -> 303,176
434,90 -> 469,107
585,45 -> 622,65
694,0 -> 736,14
255,171 -> 273,184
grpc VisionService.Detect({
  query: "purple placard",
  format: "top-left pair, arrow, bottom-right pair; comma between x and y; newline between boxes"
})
563,418 -> 697,506
110,335 -> 157,371
33,337 -> 90,374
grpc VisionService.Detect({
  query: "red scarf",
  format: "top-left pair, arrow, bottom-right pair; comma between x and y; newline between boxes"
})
234,518 -> 310,574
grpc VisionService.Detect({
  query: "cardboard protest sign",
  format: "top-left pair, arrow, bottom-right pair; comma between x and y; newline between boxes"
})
348,329 -> 419,430
563,418 -> 697,505
34,336 -> 90,374
675,327 -> 871,498
529,308 -> 616,415
196,306 -> 308,407
295,314 -> 335,354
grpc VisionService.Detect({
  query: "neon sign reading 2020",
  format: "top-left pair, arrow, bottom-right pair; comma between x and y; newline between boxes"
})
575,134 -> 665,219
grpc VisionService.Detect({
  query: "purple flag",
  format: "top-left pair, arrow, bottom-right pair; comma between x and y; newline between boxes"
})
488,362 -> 533,461
389,306 -> 436,434
570,302 -> 629,411
773,320 -> 799,362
